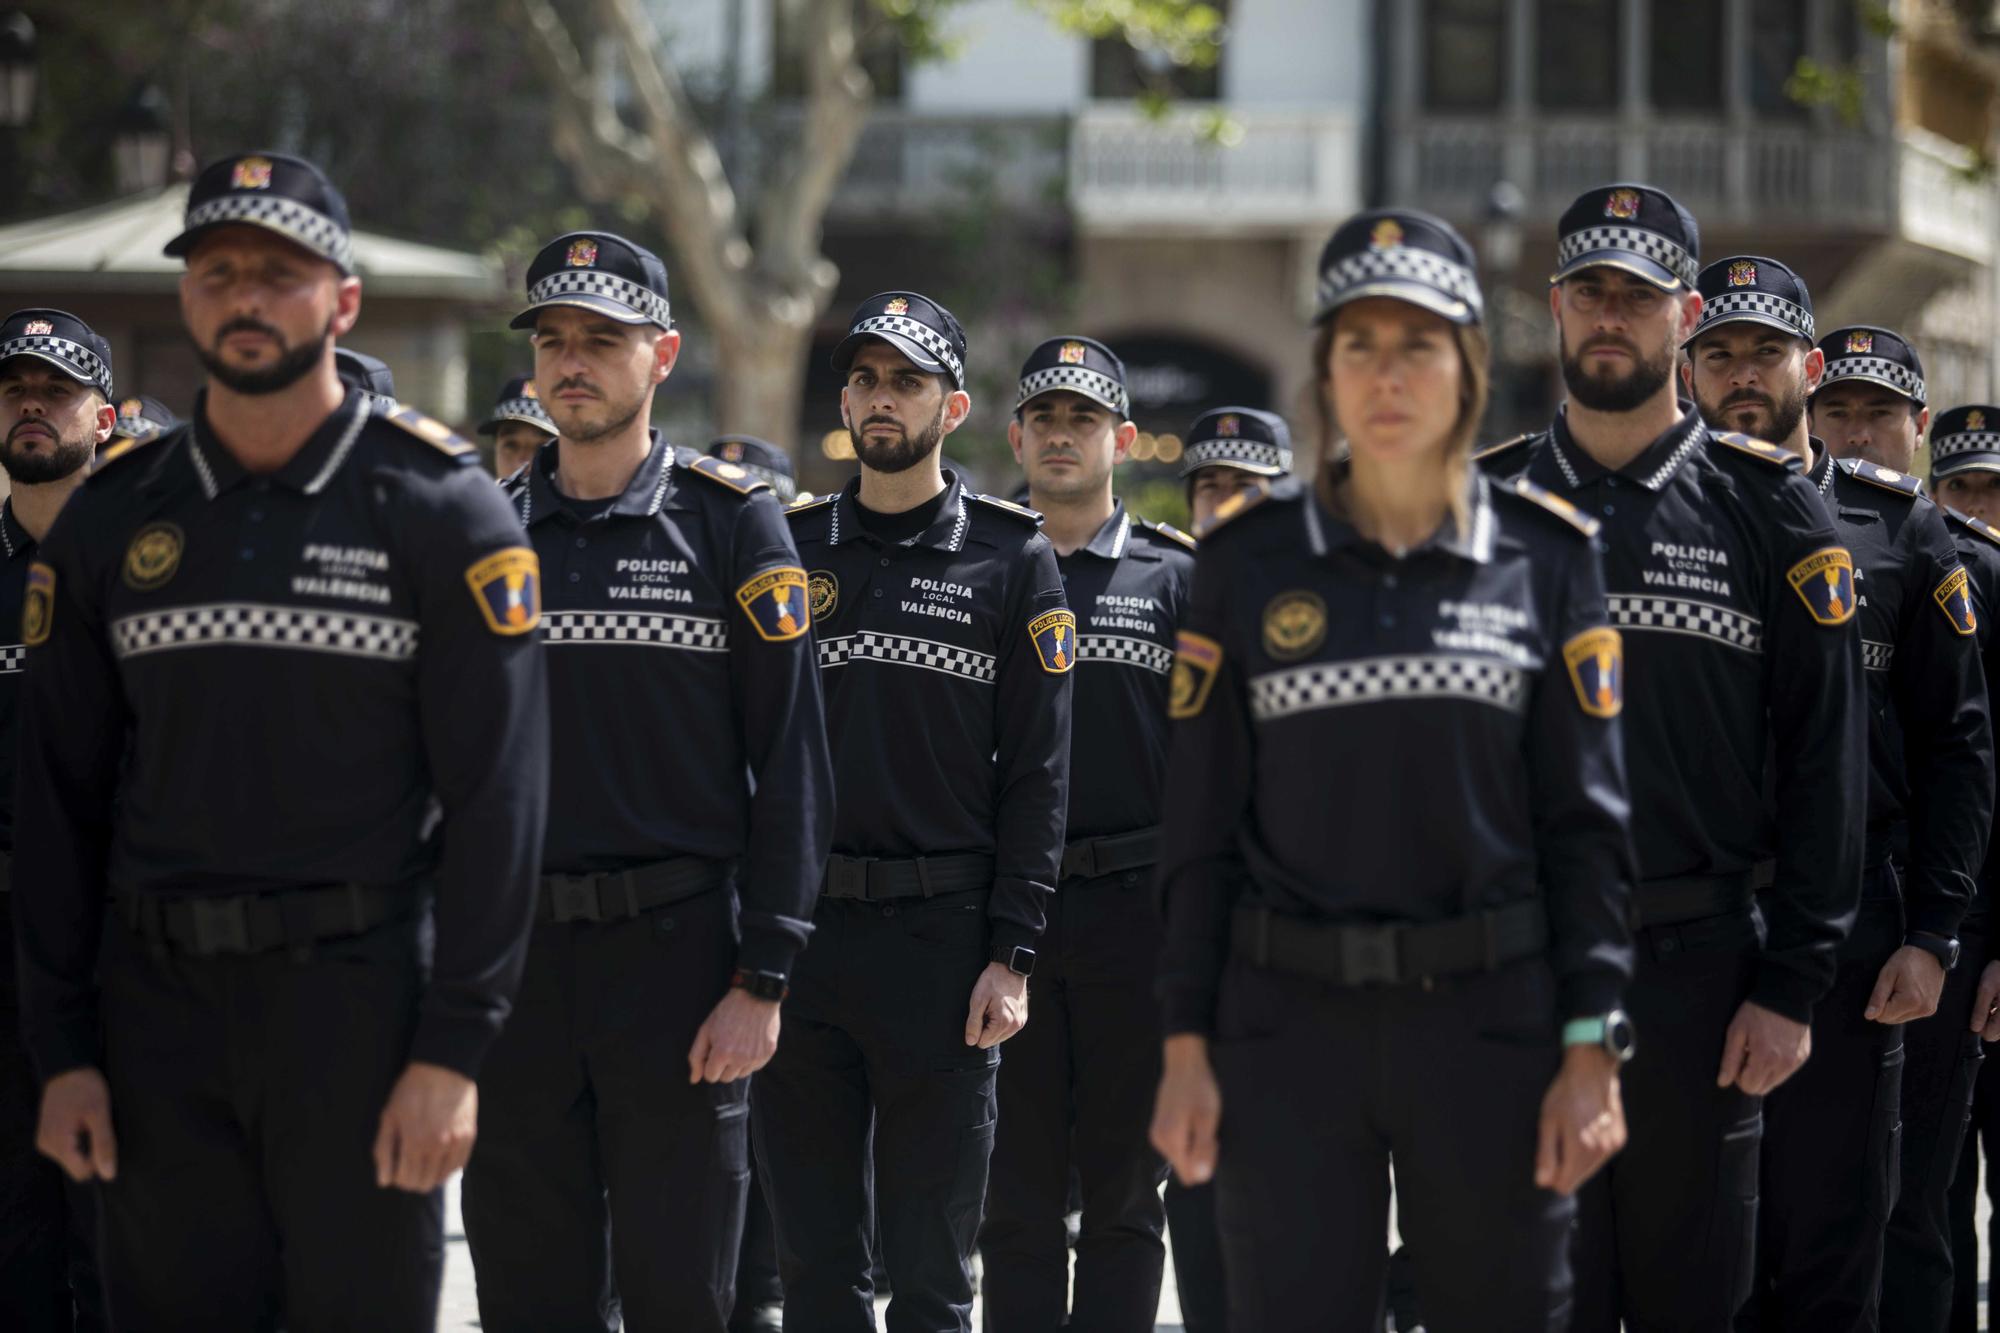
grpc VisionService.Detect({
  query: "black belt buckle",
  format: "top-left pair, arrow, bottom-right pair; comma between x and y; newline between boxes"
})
1340,924 -> 1402,986
1061,841 -> 1095,881
546,875 -> 602,924
826,857 -> 875,900
188,896 -> 252,956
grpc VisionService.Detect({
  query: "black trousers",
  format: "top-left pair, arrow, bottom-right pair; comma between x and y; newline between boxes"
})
1574,910 -> 1762,1333
980,867 -> 1167,1333
753,890 -> 998,1333
1883,934 -> 1987,1333
1163,1180 -> 1227,1333
94,911 -> 442,1332
1740,906 -> 1904,1333
462,885 -> 750,1333
733,1124 -> 783,1314
1947,999 -> 2000,1333
1209,954 -> 1571,1333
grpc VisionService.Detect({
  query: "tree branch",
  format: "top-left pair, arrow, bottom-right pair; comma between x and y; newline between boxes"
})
507,0 -> 655,199
752,0 -> 872,307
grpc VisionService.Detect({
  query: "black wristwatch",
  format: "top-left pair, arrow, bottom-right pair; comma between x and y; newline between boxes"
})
1906,931 -> 1962,972
731,968 -> 790,1002
991,945 -> 1035,978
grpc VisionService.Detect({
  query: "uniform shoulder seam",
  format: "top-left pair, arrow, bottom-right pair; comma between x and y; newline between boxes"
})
1139,517 -> 1196,550
685,452 -> 771,496
1952,508 -> 2000,549
379,403 -> 476,458
784,493 -> 835,518
1711,431 -> 1800,470
1473,432 -> 1533,463
1836,456 -> 1923,500
969,492 -> 1045,526
1499,474 -> 1600,538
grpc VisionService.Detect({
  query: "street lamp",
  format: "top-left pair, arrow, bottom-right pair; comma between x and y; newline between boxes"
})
0,13 -> 36,130
113,84 -> 173,194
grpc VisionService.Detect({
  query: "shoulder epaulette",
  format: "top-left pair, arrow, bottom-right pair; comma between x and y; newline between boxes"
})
1712,431 -> 1800,470
1473,433 -> 1533,463
1948,507 -> 2000,549
1140,517 -> 1196,550
381,404 -> 475,458
1193,478 -> 1275,539
1837,455 -> 1923,499
684,452 -> 771,496
91,430 -> 166,473
1502,474 -> 1600,538
969,492 -> 1045,526
784,492 -> 836,518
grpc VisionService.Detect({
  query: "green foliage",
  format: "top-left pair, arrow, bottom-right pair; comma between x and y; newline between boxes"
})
1785,57 -> 1868,126
1026,0 -> 1225,68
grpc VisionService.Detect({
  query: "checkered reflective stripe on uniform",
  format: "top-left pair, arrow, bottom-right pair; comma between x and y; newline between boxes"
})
1316,245 -> 1484,320
1076,634 -> 1172,676
1931,429 -> 2000,463
0,335 -> 113,398
1822,355 -> 1925,403
1556,225 -> 1699,288
816,631 -> 996,683
1182,438 -> 1291,473
183,195 -> 354,271
1608,595 -> 1762,653
541,610 -> 727,652
1248,654 -> 1528,721
525,269 -> 671,327
1698,290 -> 1815,343
0,644 -> 23,675
849,314 -> 964,384
1862,640 -> 1894,673
110,604 -> 419,662
1015,365 -> 1128,415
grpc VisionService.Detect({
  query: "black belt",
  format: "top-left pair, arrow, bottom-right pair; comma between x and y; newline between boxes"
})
118,884 -> 412,958
1060,827 -> 1160,881
537,856 -> 729,924
1231,900 -> 1547,988
1631,871 -> 1755,929
822,852 -> 994,902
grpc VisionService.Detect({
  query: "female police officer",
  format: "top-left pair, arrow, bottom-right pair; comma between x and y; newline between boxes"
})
1147,209 -> 1639,1331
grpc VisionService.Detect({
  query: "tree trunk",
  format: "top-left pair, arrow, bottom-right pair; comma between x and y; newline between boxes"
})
713,320 -> 817,451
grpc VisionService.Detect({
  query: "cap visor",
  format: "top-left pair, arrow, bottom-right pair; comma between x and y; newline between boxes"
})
1550,251 -> 1683,291
510,295 -> 660,332
1932,451 -> 2000,477
1815,369 -> 1922,403
1683,311 -> 1811,349
0,350 -> 98,390
1317,279 -> 1476,326
480,410 -> 556,434
1180,457 -> 1288,481
165,219 -> 351,274
1017,385 -> 1126,415
831,331 -> 947,378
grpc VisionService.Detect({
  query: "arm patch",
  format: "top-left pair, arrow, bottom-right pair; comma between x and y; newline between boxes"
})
1562,627 -> 1623,718
1169,630 -> 1223,719
736,566 -> 810,641
23,562 -> 54,646
465,547 -> 542,635
1935,565 -> 1979,636
687,454 -> 771,496
1786,547 -> 1858,626
1028,608 -> 1076,673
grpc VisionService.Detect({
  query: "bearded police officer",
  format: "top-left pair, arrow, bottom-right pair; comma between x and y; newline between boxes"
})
1181,407 -> 1291,534
1682,266 -> 1991,1330
480,373 -> 556,482
978,335 -> 1190,1333
1478,185 -> 1867,1331
14,151 -> 551,1327
758,291 -> 1074,1331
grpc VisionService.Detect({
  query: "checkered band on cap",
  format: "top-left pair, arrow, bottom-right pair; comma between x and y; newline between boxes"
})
1015,364 -> 1128,415
1822,354 -> 1926,403
1183,437 -> 1292,473
182,194 -> 354,271
1556,224 -> 1699,288
1697,290 -> 1815,342
0,334 -> 113,398
526,269 -> 671,328
1931,427 -> 2000,463
1315,245 -> 1484,322
850,314 -> 964,384
491,396 -> 552,428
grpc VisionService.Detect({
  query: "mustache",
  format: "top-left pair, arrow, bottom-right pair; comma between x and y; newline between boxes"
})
213,316 -> 286,349
1722,390 -> 1773,410
860,416 -> 905,434
6,419 -> 51,444
549,376 -> 598,397
1579,335 -> 1639,357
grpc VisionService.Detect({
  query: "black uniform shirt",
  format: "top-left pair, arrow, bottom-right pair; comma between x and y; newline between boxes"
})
15,390 -> 551,1081
1943,507 -> 2000,945
1480,408 -> 1867,1022
1803,445 -> 1990,939
786,470 -> 1074,954
1155,471 -> 1637,1035
506,434 -> 831,975
1056,503 -> 1194,840
0,499 -> 36,853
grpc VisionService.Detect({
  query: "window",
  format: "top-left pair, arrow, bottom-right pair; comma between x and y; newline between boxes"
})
1749,0 -> 1808,117
1649,0 -> 1724,110
1537,0 -> 1619,110
1090,1 -> 1228,100
1423,0 -> 1508,110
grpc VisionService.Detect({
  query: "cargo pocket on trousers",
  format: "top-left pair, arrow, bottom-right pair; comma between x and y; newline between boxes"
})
1717,1104 -> 1762,1313
700,1091 -> 753,1304
1868,1039 -> 1906,1221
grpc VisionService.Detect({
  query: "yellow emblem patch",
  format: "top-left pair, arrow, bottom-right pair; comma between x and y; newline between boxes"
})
465,547 -> 542,635
807,570 -> 839,622
22,562 -> 54,646
1562,627 -> 1624,719
1786,547 -> 1857,626
1935,565 -> 1978,637
1262,591 -> 1327,661
123,522 -> 184,591
737,567 -> 810,642
1169,630 -> 1223,720
1029,608 -> 1077,674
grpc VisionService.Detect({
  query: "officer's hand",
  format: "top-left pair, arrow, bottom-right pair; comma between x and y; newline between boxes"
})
36,1068 -> 117,1184
1150,1034 -> 1222,1186
965,962 -> 1028,1049
1715,1000 -> 1812,1096
1971,959 -> 2000,1041
373,1061 -> 478,1193
688,988 -> 782,1085
1534,1046 -> 1625,1196
1866,945 -> 1945,1025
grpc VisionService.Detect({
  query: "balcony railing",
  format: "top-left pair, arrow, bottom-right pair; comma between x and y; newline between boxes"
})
750,110 -> 1068,219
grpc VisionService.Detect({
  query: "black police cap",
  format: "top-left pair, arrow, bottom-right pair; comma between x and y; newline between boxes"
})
1551,183 -> 1700,291
1928,404 -> 2000,478
479,374 -> 555,437
1314,209 -> 1482,326
1686,256 -> 1814,346
831,292 -> 967,389
1814,326 -> 1926,406
512,231 -> 672,331
112,393 -> 180,440
334,348 -> 395,397
708,435 -> 798,502
164,151 -> 355,274
1179,406 -> 1293,480
1015,336 -> 1129,416
0,308 -> 114,400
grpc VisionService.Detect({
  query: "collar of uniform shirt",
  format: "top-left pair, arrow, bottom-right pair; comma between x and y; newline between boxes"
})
1549,402 -> 1706,493
188,386 -> 369,499
1805,438 -> 1838,497
828,469 -> 970,552
1303,460 -> 1498,565
0,496 -> 30,562
522,428 -> 677,526
1067,503 -> 1131,561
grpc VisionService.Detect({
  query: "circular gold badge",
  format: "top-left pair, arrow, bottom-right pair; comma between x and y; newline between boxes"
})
123,522 -> 184,591
807,570 -> 839,621
1262,591 -> 1327,661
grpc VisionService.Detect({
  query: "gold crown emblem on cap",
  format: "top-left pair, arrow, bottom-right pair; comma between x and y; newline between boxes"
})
1846,330 -> 1874,355
120,398 -> 142,417
722,440 -> 745,462
565,239 -> 598,268
1058,341 -> 1087,365
1971,409 -> 1988,432
1727,261 -> 1757,288
22,319 -> 52,335
1370,218 -> 1404,249
521,380 -> 538,400
230,156 -> 274,190
884,297 -> 910,316
1604,188 -> 1641,220
1217,414 -> 1241,437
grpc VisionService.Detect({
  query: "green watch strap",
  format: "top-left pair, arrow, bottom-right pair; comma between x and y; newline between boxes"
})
1562,1017 -> 1607,1047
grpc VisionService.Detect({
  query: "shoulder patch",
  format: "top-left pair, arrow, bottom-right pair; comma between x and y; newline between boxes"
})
1786,546 -> 1858,627
91,426 -> 174,475
970,493 -> 1045,526
1712,432 -> 1801,470
1473,433 -> 1533,463
1028,608 -> 1076,673
1169,630 -> 1223,719
382,404 -> 475,458
1141,518 -> 1197,550
686,453 -> 771,496
1952,509 -> 2000,549
736,566 -> 811,641
785,492 -> 836,518
1936,565 -> 1979,636
1505,475 -> 1600,538
1194,479 -> 1274,538
465,547 -> 542,635
22,562 -> 53,646
1562,627 -> 1623,718
1837,456 -> 1923,499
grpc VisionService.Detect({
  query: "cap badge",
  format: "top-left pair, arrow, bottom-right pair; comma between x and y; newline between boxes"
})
1971,409 -> 1988,432
1727,261 -> 1757,288
230,157 -> 274,191
1846,330 -> 1874,355
1217,414 -> 1240,438
722,440 -> 745,462
121,398 -> 142,417
1370,218 -> 1405,249
884,296 -> 910,316
565,238 -> 598,268
1604,188 -> 1642,220
22,320 -> 51,336
521,380 -> 538,400
1058,341 -> 1087,365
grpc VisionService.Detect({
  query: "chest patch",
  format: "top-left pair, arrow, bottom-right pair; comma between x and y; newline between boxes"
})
808,570 -> 839,621
1262,591 -> 1327,661
124,522 -> 184,592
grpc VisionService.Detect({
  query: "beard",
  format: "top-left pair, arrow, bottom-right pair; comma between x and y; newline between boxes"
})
851,400 -> 946,475
0,415 -> 95,484
1560,329 -> 1677,413
1697,380 -> 1808,446
196,314 -> 334,396
545,375 -> 647,444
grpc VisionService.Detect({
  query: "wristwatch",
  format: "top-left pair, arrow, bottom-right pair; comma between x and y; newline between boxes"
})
730,968 -> 790,1002
1561,1009 -> 1636,1064
991,945 -> 1036,978
1906,931 -> 1962,972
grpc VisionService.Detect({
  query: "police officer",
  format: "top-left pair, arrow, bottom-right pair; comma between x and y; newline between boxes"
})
0,309 -> 115,1330
1932,404 -> 2000,530
1682,269 -> 1992,1329
710,436 -> 799,505
457,231 -> 830,1333
1476,186 -> 1867,1331
14,151 -> 551,1327
978,335 -> 1190,1332
108,394 -> 180,445
757,290 -> 1074,1331
1150,208 -> 1636,1332
479,373 -> 555,481
1180,407 -> 1290,533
